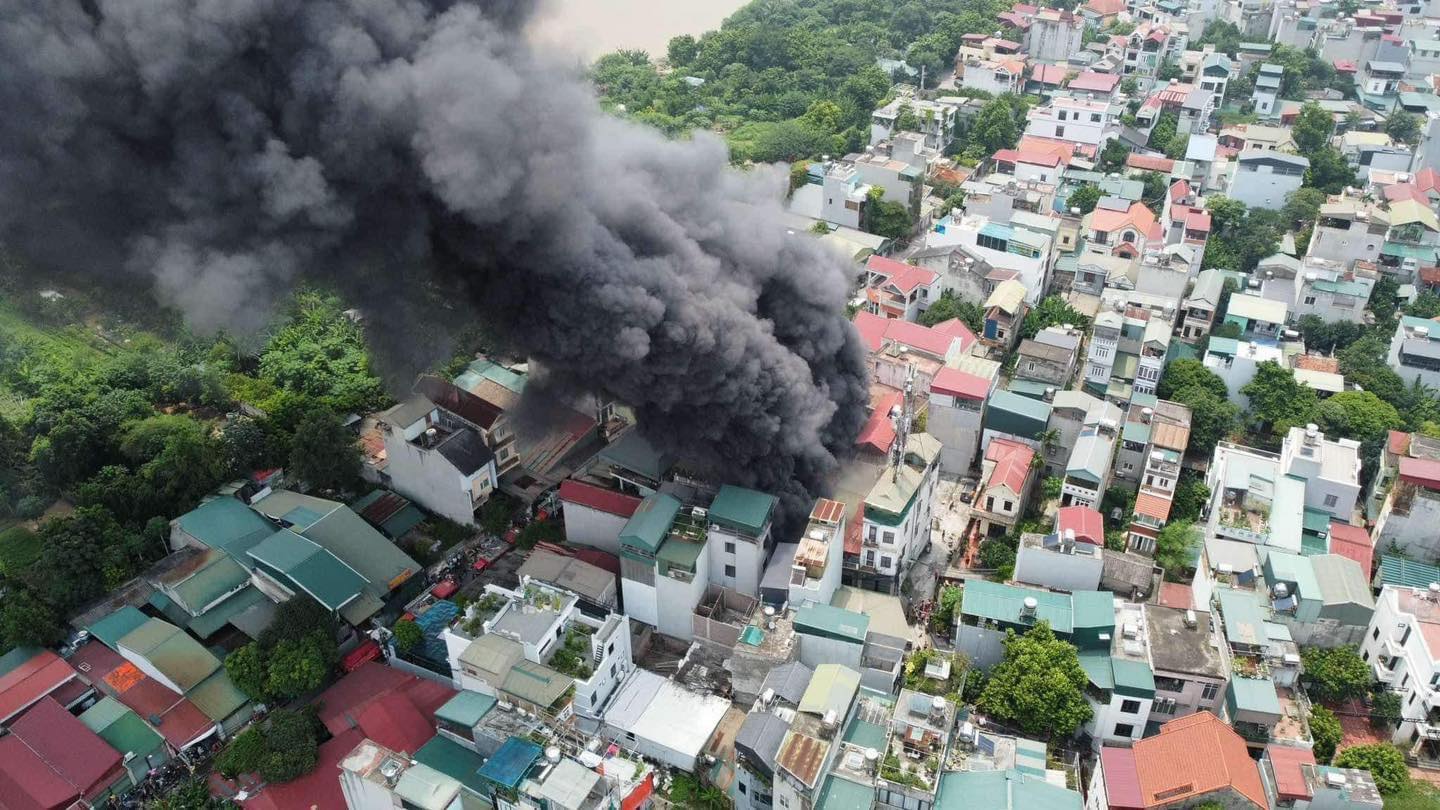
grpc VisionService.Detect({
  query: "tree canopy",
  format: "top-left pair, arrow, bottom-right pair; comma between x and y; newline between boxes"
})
1020,296 -> 1090,340
1332,745 -> 1410,795
1291,102 -> 1334,153
1066,184 -> 1102,215
1299,646 -> 1371,703
1241,361 -> 1319,436
919,290 -> 983,332
977,622 -> 1093,737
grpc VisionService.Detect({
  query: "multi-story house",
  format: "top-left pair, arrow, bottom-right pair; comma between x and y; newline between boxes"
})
846,151 -> 926,220
1295,275 -> 1369,323
1085,200 -> 1157,260
378,394 -> 499,526
981,279 -> 1029,351
1062,420 -> 1118,510
1379,197 -> 1440,281
1067,71 -> 1122,101
1371,429 -> 1440,558
1120,400 -> 1191,553
871,95 -> 959,151
1225,151 -> 1308,211
1307,197 -> 1387,271
1204,441 -> 1307,554
960,58 -> 1026,96
1387,315 -> 1440,390
1133,318 -> 1169,398
1085,311 -> 1122,393
1180,268 -> 1227,342
1252,63 -> 1283,118
1203,337 -> 1287,407
1217,123 -> 1296,153
1178,47 -> 1236,103
1124,24 -> 1186,83
1014,337 -> 1078,388
859,434 -> 942,593
863,255 -> 941,322
973,438 -> 1037,538
925,214 -> 1052,301
706,485 -> 779,598
928,364 -> 999,474
1023,96 -> 1123,149
821,162 -> 870,230
1028,7 -> 1085,62
1136,81 -> 1216,136
1087,713 -> 1268,810
1146,604 -> 1229,723
1359,585 -> 1440,766
956,580 -> 1115,670
1222,292 -> 1288,340
1357,58 -> 1405,112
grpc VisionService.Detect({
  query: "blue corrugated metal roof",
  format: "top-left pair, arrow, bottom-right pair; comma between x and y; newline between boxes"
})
478,737 -> 542,790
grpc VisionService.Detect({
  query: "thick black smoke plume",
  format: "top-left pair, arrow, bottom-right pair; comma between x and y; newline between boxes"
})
0,0 -> 869,522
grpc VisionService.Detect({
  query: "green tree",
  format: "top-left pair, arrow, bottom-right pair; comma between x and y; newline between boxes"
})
1332,745 -> 1410,795
215,727 -> 266,779
894,103 -> 920,133
1140,172 -> 1169,205
1158,358 -> 1228,400
1242,361 -> 1319,435
1292,102 -> 1335,153
1170,472 -> 1211,522
919,290 -> 983,332
1066,184 -> 1102,215
1020,296 -> 1090,340
225,643 -> 269,701
977,622 -> 1093,737
287,407 -> 362,493
0,589 -> 65,652
1305,147 -> 1357,194
265,633 -> 333,699
1316,390 -> 1401,448
1299,646 -> 1371,703
32,506 -> 148,610
150,777 -> 238,809
931,584 -> 964,633
257,709 -> 322,783
1148,111 -> 1178,153
1154,520 -> 1199,581
1097,140 -> 1130,173
1282,187 -> 1326,230
864,187 -> 915,240
1385,111 -> 1421,145
1181,388 -> 1241,457
1310,705 -> 1342,763
258,291 -> 387,414
393,619 -> 424,653
1369,689 -> 1402,729
970,97 -> 1021,153
1408,291 -> 1440,319
1156,59 -> 1183,82
666,34 -> 699,66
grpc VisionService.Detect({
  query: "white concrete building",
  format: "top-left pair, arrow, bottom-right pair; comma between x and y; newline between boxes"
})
558,480 -> 642,556
821,163 -> 870,230
1024,96 -> 1122,148
602,669 -> 730,772
705,485 -> 778,599
1280,424 -> 1362,522
1389,315 -> 1440,390
859,434 -> 942,592
788,499 -> 847,607
960,58 -> 1025,96
378,395 -> 498,526
928,366 -> 997,474
1359,585 -> 1440,765
871,95 -> 959,151
925,213 -> 1052,302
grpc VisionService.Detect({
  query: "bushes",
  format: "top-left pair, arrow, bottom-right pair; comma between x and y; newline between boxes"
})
1309,705 -> 1341,763
224,597 -> 339,702
1332,745 -> 1410,795
216,709 -> 322,783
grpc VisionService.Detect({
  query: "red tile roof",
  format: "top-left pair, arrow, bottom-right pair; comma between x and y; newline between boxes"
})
983,439 -> 1034,497
1057,506 -> 1104,545
930,318 -> 978,351
857,391 -> 902,454
1070,71 -> 1121,93
866,255 -> 938,294
1091,201 -> 1157,235
1157,582 -> 1194,611
1384,183 -> 1428,204
355,691 -> 436,755
1127,153 -> 1174,173
1389,429 -> 1412,456
1416,167 -> 1440,193
883,318 -> 963,358
1100,747 -> 1144,810
852,310 -> 888,353
1333,59 -> 1358,73
1031,64 -> 1069,85
1017,135 -> 1078,163
315,662 -> 455,739
0,735 -> 79,810
1169,180 -> 1191,203
931,367 -> 990,401
68,641 -> 214,749
1266,745 -> 1315,802
559,480 -> 642,519
1184,209 -> 1212,233
1400,455 -> 1440,490
11,697 -> 124,799
993,148 -> 1064,168
1134,492 -> 1173,522
844,503 -> 863,556
1133,712 -> 1267,809
1328,521 -> 1374,581
0,650 -> 77,723
1086,0 -> 1126,14
243,727 -> 365,810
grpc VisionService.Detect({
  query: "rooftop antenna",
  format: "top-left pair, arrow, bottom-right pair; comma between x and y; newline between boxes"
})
891,362 -> 917,482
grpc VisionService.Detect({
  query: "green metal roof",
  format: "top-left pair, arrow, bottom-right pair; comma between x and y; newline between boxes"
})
799,665 -> 861,717
598,431 -> 672,481
1302,507 -> 1331,535
1226,676 -> 1282,718
302,504 -> 419,591
1111,658 -> 1156,699
247,529 -> 367,611
414,734 -> 488,796
501,661 -> 573,708
1216,586 -> 1268,648
817,776 -> 876,810
961,580 -> 1075,634
656,536 -> 706,575
1122,421 -> 1151,445
1013,738 -> 1048,778
619,493 -> 682,554
1072,591 -> 1116,629
1375,555 -> 1440,588
1113,352 -> 1139,379
170,554 -> 250,615
79,697 -> 166,765
709,486 -> 776,536
984,389 -> 1051,438
186,585 -> 268,639
1078,650 -> 1114,690
117,618 -> 222,692
436,690 -> 497,728
88,606 -> 151,649
176,498 -> 277,566
455,359 -> 527,395
843,715 -> 887,750
1007,378 -> 1054,400
794,603 -> 869,644
1264,550 -> 1320,601
1381,241 -> 1439,260
936,770 -> 1081,810
478,737 -> 543,791
1300,533 -> 1328,557
1206,336 -> 1239,357
187,669 -> 249,722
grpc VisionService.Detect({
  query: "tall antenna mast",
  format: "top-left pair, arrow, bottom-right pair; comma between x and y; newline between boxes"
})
892,361 -> 916,482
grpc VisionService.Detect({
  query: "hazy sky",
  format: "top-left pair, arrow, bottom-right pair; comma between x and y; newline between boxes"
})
528,0 -> 749,61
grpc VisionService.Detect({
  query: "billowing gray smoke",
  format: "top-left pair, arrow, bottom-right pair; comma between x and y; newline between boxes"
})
0,0 -> 869,521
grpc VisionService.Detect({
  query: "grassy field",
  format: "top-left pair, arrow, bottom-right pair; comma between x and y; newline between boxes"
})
0,525 -> 41,577
1385,780 -> 1440,809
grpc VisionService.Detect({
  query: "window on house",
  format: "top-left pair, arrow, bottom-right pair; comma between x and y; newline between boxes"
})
739,785 -> 747,795
1113,723 -> 1135,737
865,550 -> 875,566
1003,500 -> 1014,511
1201,682 -> 1219,701
986,496 -> 996,511
881,555 -> 893,568
725,564 -> 737,577
1373,627 -> 1380,640
1091,113 -> 1101,122
1304,296 -> 1317,305
1323,494 -> 1338,508
868,526 -> 877,541
1056,125 -> 1066,138
725,541 -> 736,554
